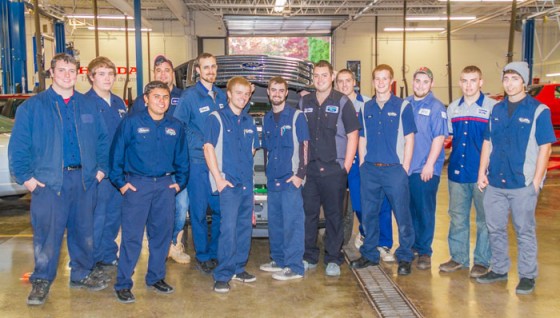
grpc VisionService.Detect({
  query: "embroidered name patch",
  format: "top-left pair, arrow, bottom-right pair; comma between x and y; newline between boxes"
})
138,127 -> 150,134
519,117 -> 531,124
165,128 -> 176,136
199,106 -> 210,113
304,108 -> 314,113
477,108 -> 489,116
326,105 -> 339,113
419,108 -> 431,116
171,97 -> 179,105
441,111 -> 448,119
387,112 -> 397,117
244,129 -> 254,135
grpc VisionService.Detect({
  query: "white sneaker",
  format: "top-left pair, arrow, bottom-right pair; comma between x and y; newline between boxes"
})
303,260 -> 317,271
325,263 -> 341,276
260,261 -> 283,272
377,246 -> 395,263
354,234 -> 364,249
272,268 -> 303,281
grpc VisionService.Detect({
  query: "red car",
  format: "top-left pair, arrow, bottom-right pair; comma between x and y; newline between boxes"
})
527,84 -> 560,141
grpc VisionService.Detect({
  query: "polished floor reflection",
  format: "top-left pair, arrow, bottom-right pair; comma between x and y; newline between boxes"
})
0,167 -> 559,317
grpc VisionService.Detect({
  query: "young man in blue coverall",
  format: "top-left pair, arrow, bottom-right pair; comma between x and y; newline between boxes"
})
174,53 -> 227,273
130,55 -> 191,264
86,56 -> 128,275
204,76 -> 259,293
335,69 -> 395,262
9,53 -> 110,306
350,64 -> 417,276
405,67 -> 448,270
476,61 -> 556,295
110,81 -> 189,303
259,76 -> 309,280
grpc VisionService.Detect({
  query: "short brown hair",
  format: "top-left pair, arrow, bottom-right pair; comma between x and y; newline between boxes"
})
268,76 -> 288,90
51,53 -> 78,70
87,56 -> 116,85
336,69 -> 356,82
196,52 -> 216,67
227,76 -> 251,93
461,65 -> 482,77
314,60 -> 333,74
372,64 -> 394,79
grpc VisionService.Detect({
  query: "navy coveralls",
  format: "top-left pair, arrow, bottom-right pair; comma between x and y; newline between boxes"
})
359,95 -> 417,263
299,89 -> 361,266
8,87 -> 109,283
204,106 -> 259,283
110,108 -> 188,290
262,105 -> 309,275
85,89 -> 128,265
175,81 -> 227,261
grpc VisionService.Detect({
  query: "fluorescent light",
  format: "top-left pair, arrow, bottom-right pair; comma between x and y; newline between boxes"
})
384,27 -> 446,32
546,73 -> 560,77
274,0 -> 287,13
67,14 -> 132,20
406,16 -> 476,21
87,26 -> 152,32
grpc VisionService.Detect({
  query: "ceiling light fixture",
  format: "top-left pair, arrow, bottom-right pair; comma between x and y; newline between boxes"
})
546,72 -> 560,77
67,14 -> 132,20
406,16 -> 476,21
274,0 -> 287,13
384,27 -> 446,32
87,26 -> 152,32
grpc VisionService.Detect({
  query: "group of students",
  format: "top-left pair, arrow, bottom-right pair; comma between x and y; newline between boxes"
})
8,51 -> 554,307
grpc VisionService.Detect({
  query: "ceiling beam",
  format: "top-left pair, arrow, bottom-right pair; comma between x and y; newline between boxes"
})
162,0 -> 190,26
105,0 -> 152,28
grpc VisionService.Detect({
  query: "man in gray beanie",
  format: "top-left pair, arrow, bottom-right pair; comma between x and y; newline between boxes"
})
476,61 -> 556,294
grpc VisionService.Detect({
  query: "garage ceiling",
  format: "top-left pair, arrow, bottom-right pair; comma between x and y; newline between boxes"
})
34,0 -> 560,34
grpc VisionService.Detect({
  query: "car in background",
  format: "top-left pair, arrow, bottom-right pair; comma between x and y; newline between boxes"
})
0,94 -> 32,119
527,84 -> 560,142
0,115 -> 28,198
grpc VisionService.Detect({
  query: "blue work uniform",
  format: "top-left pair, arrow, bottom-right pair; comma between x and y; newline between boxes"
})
483,95 -> 555,279
85,89 -> 128,266
9,87 -> 109,283
262,105 -> 309,275
130,85 -> 182,115
110,108 -> 188,291
359,94 -> 417,263
406,92 -> 448,257
446,93 -> 496,268
174,81 -> 227,261
347,94 -> 393,248
204,105 -> 259,283
299,89 -> 361,266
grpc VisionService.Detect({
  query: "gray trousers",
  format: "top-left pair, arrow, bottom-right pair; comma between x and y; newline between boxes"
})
483,185 -> 539,279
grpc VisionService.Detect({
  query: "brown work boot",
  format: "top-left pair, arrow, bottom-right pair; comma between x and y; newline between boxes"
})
439,259 -> 465,273
469,264 -> 489,278
168,230 -> 191,264
416,255 -> 431,270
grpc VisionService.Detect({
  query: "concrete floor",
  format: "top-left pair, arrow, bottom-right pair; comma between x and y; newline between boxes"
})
0,166 -> 559,317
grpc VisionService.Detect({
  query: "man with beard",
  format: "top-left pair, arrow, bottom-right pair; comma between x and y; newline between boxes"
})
259,76 -> 309,280
405,67 -> 448,271
174,53 -> 227,273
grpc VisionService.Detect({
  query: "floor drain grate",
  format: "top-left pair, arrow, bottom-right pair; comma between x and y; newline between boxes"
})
344,247 -> 423,318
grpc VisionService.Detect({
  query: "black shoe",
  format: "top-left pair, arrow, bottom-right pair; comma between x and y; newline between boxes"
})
350,257 -> 379,269
27,279 -> 50,306
516,278 -> 535,294
214,281 -> 230,293
149,280 -> 174,294
232,271 -> 256,283
91,265 -> 111,283
210,259 -> 218,270
70,274 -> 108,291
476,271 -> 508,284
398,261 -> 412,276
115,289 -> 135,303
197,260 -> 215,274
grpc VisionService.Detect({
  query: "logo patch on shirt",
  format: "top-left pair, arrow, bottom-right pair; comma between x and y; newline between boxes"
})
326,105 -> 339,113
244,129 -> 254,135
304,108 -> 314,113
387,112 -> 397,117
280,125 -> 292,136
519,117 -> 531,124
138,127 -> 150,134
199,106 -> 210,113
171,98 -> 179,105
118,109 -> 127,118
477,108 -> 489,116
441,111 -> 447,119
419,108 -> 431,116
219,104 -> 225,109
165,128 -> 176,136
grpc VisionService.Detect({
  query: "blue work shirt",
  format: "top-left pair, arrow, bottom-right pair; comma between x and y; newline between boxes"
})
109,108 -> 189,190
360,94 -> 417,164
262,105 -> 309,191
484,95 -> 556,189
204,105 -> 260,190
447,93 -> 496,183
406,92 -> 448,176
9,86 -> 109,192
85,89 -> 127,140
58,94 -> 82,167
130,85 -> 183,115
174,81 -> 227,163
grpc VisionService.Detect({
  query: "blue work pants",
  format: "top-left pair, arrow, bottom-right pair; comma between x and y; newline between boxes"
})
30,169 -> 97,282
409,173 -> 440,256
115,175 -> 175,290
213,185 -> 253,282
93,178 -> 122,264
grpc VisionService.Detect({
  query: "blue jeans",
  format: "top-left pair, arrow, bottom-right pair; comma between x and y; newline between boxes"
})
172,187 -> 189,244
447,180 -> 491,267
93,178 -> 122,264
409,173 -> 440,256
